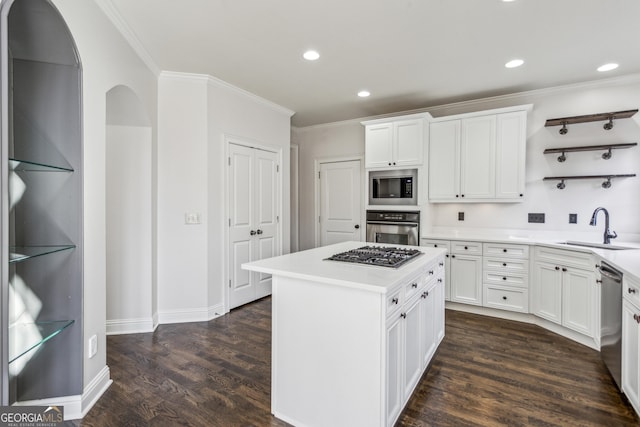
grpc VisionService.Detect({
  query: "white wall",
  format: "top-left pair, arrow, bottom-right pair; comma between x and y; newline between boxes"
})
294,75 -> 640,247
292,121 -> 365,250
106,125 -> 153,333
157,72 -> 292,321
51,0 -> 158,415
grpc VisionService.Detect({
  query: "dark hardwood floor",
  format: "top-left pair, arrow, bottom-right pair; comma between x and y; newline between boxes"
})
74,297 -> 639,426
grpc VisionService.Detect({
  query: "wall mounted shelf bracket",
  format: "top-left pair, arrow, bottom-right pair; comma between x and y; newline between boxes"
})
543,142 -> 637,162
543,174 -> 636,189
545,109 -> 638,135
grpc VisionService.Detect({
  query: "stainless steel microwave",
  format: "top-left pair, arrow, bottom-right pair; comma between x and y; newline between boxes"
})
368,169 -> 417,206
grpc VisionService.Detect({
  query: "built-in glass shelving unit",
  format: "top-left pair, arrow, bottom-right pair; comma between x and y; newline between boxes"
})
9,320 -> 74,364
9,158 -> 74,173
9,245 -> 76,264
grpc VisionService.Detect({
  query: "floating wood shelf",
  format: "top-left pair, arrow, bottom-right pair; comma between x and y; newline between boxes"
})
543,174 -> 636,189
545,109 -> 638,127
543,142 -> 637,161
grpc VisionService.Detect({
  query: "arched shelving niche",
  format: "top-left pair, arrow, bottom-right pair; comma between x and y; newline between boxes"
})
1,0 -> 83,405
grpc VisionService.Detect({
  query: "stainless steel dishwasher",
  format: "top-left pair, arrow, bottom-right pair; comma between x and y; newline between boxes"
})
599,262 -> 623,390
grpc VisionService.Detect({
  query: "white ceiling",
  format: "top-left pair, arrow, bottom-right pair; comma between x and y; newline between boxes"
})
104,0 -> 640,127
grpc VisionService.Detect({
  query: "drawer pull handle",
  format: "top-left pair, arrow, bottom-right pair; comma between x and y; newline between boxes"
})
392,297 -> 399,304
503,249 -> 507,253
635,314 -> 640,324
400,313 -> 407,319
412,283 -> 418,288
434,244 -> 438,247
429,270 -> 434,275
503,263 -> 507,267
502,277 -> 507,281
451,255 -> 456,258
464,246 -> 468,250
422,291 -> 429,299
502,296 -> 507,300
439,262 -> 444,267
437,278 -> 443,283
562,267 -> 568,272
629,288 -> 637,294
555,266 -> 560,271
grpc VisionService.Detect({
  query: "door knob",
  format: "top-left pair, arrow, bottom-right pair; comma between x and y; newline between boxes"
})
354,224 -> 360,229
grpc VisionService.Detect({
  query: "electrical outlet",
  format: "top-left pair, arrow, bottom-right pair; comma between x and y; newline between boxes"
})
88,334 -> 98,359
528,213 -> 545,224
458,212 -> 464,221
569,213 -> 578,224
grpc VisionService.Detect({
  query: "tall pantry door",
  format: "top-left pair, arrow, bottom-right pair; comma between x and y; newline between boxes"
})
228,143 -> 279,309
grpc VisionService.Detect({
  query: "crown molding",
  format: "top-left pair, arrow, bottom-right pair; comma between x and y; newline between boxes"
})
160,71 -> 295,118
294,73 -> 640,130
94,0 -> 161,76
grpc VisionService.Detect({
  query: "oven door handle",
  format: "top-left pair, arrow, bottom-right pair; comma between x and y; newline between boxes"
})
366,221 -> 419,227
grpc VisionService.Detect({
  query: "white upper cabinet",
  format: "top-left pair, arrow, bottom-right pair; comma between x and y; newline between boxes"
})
428,105 -> 531,203
363,113 -> 430,169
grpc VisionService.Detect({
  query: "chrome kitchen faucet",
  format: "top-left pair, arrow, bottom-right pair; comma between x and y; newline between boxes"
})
589,207 -> 617,244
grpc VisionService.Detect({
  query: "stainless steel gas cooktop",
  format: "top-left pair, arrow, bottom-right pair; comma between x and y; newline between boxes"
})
325,246 -> 422,268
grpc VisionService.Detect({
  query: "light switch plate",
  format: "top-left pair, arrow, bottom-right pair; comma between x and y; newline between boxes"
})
528,213 -> 545,223
185,212 -> 201,225
458,212 -> 464,221
569,213 -> 578,224
88,335 -> 97,359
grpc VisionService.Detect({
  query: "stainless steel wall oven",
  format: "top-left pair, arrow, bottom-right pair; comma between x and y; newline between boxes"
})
365,210 -> 420,246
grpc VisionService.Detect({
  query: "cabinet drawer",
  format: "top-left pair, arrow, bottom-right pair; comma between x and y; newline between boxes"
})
421,239 -> 450,252
624,274 -> 640,309
484,271 -> 528,288
535,246 -> 594,270
404,274 -> 424,301
386,287 -> 404,318
451,241 -> 483,255
483,284 -> 529,313
484,257 -> 529,273
483,243 -> 529,259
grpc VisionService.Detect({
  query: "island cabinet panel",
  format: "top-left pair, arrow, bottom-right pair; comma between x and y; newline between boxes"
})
243,242 -> 446,427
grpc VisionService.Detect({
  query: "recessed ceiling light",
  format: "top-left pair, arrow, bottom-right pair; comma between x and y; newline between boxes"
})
505,59 -> 524,68
597,63 -> 619,72
303,50 -> 320,61
357,90 -> 371,98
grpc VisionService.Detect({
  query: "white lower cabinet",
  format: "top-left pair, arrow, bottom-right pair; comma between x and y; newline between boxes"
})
385,258 -> 445,426
421,239 -> 451,301
623,298 -> 640,415
532,247 -> 598,339
450,253 -> 482,305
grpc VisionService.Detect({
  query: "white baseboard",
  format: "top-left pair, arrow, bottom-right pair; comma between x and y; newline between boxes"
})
445,301 -> 599,350
158,303 -> 225,325
106,316 -> 156,335
13,365 -> 112,421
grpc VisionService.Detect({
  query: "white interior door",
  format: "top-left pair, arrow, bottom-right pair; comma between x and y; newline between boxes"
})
228,143 -> 279,309
319,160 -> 362,247
253,149 -> 278,300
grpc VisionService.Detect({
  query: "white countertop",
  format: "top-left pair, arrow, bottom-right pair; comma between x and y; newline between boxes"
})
242,241 -> 447,294
421,228 -> 640,281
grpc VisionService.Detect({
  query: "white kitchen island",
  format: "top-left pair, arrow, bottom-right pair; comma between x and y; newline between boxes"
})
242,241 -> 447,427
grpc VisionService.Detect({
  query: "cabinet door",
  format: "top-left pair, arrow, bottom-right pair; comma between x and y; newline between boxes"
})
450,254 -> 482,305
403,296 -> 423,400
428,120 -> 460,200
495,111 -> 526,200
421,282 -> 438,368
386,314 -> 403,426
562,267 -> 597,338
532,261 -> 562,324
365,123 -> 393,168
622,300 -> 640,414
435,275 -> 445,343
460,115 -> 496,199
394,119 -> 424,166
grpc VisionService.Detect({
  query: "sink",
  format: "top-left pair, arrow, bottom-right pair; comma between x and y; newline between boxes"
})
556,241 -> 638,251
